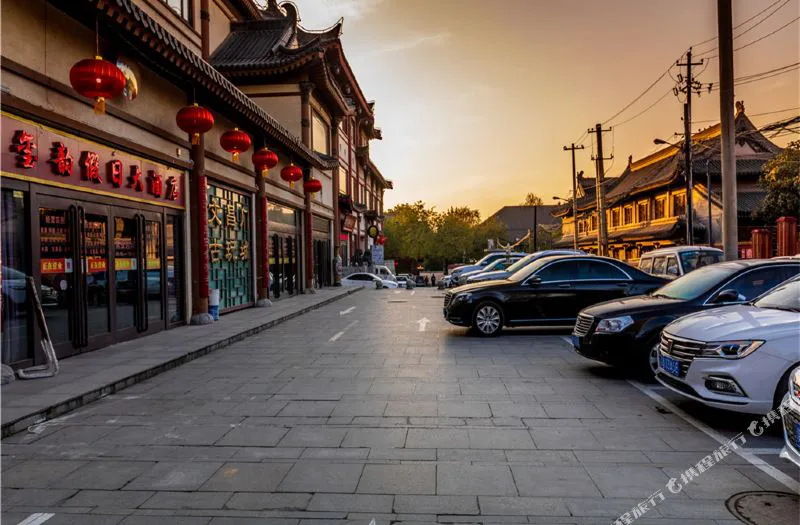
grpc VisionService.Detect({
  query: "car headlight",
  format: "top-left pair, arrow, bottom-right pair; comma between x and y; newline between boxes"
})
595,316 -> 634,334
791,368 -> 800,402
453,292 -> 472,304
698,340 -> 765,359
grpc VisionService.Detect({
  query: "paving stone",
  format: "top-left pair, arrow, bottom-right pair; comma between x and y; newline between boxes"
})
3,488 -> 80,507
52,461 -> 156,490
125,462 -> 223,491
511,465 -> 602,497
662,466 -> 761,500
33,425 -> 119,445
342,428 -> 407,448
225,492 -> 311,510
477,496 -> 570,516
199,462 -> 293,492
541,404 -> 606,419
278,462 -> 364,493
436,464 -> 517,496
2,460 -> 86,488
489,402 -> 547,418
394,495 -> 479,514
48,514 -> 126,525
307,493 -> 394,512
120,517 -> 211,525
405,428 -> 469,449
385,402 -> 437,416
468,429 -> 535,449
277,426 -> 348,448
141,491 -> 232,509
330,401 -> 388,417
300,448 -> 369,459
357,464 -> 436,495
504,450 -> 579,465
278,402 -> 338,417
529,428 -> 603,450
437,402 -> 491,418
585,465 -> 671,498
215,426 -> 289,447
368,448 -> 437,461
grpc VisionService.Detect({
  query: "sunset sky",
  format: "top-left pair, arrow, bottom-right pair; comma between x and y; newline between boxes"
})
292,0 -> 800,217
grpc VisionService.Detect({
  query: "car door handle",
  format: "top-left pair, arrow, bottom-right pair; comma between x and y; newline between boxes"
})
557,283 -> 571,288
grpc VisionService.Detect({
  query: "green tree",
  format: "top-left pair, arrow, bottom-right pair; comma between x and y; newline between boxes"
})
522,193 -> 544,206
432,206 -> 482,264
383,201 -> 435,261
473,216 -> 508,256
754,140 -> 800,223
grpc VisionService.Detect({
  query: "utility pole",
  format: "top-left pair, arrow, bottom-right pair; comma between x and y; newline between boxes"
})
706,158 -> 712,246
718,0 -> 737,260
563,143 -> 585,250
532,205 -> 538,252
588,124 -> 612,256
677,48 -> 704,246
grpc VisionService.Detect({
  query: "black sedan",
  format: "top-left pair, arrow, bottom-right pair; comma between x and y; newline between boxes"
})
572,259 -> 800,377
443,255 -> 665,336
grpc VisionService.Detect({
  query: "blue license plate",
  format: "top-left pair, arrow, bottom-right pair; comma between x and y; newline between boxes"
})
795,422 -> 800,449
571,335 -> 580,348
659,355 -> 681,377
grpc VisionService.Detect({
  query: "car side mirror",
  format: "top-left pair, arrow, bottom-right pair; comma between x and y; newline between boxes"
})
712,289 -> 743,304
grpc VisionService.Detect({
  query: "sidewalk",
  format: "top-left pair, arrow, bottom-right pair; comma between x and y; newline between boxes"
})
1,287 -> 360,438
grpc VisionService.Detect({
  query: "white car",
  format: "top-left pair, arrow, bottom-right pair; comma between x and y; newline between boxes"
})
341,272 -> 398,289
656,275 -> 800,414
780,367 -> 800,468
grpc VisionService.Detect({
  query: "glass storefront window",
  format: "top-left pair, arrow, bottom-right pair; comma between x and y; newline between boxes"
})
166,216 -> 183,324
114,217 -> 138,331
39,207 -> 73,348
84,214 -> 109,338
208,184 -> 253,311
145,220 -> 163,323
2,190 -> 30,364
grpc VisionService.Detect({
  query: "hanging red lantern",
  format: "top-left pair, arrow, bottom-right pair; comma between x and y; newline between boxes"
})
376,234 -> 386,245
69,56 -> 126,114
220,128 -> 251,162
253,147 -> 279,176
304,177 -> 322,195
176,103 -> 214,145
280,162 -> 303,188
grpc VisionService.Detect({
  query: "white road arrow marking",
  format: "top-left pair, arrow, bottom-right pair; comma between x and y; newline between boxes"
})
417,317 -> 430,332
411,290 -> 416,296
330,320 -> 359,342
17,514 -> 55,525
339,306 -> 356,316
394,290 -> 401,294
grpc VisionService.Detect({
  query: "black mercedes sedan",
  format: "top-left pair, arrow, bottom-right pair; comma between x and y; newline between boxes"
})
572,259 -> 800,377
443,255 -> 665,336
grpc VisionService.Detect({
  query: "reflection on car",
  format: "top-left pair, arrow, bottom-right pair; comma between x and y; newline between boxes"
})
443,255 -> 665,336
466,249 -> 584,284
780,366 -> 800,468
572,259 -> 800,377
341,272 -> 398,289
655,274 -> 800,415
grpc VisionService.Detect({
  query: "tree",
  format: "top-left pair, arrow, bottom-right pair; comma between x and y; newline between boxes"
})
383,201 -> 435,262
474,216 -> 508,256
754,140 -> 800,223
431,206 -> 482,264
522,193 -> 544,206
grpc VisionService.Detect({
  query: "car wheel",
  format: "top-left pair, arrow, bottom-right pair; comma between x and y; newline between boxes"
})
774,366 -> 796,410
473,302 -> 503,337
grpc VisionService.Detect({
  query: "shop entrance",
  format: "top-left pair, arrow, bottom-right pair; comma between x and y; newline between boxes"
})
270,233 -> 299,298
35,196 -> 167,358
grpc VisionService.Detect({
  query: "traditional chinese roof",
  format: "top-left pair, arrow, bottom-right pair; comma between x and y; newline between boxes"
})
554,218 -> 705,247
488,205 -> 562,229
366,158 -> 393,190
211,0 -> 380,137
68,0 -> 337,170
554,104 -> 781,219
552,176 -> 620,218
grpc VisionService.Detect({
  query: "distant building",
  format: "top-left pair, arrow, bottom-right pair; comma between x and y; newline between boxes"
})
553,102 -> 781,261
486,205 -> 561,249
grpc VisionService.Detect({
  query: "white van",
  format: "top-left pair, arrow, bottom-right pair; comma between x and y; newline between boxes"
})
372,265 -> 396,281
638,246 -> 723,280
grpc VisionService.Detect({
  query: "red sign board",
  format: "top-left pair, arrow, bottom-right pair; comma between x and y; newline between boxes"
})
41,258 -> 71,274
341,214 -> 356,233
1,114 -> 185,209
86,257 -> 108,273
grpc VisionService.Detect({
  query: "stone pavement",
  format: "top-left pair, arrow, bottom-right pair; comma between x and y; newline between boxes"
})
1,287 -> 360,438
1,287 -> 797,524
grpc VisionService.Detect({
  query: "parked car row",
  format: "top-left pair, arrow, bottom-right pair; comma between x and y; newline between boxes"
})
443,249 -> 800,468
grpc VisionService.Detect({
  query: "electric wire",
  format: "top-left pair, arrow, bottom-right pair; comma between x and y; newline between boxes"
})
690,0 -> 785,49
703,15 -> 800,60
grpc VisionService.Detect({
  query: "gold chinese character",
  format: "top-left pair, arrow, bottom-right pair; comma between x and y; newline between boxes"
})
239,240 -> 249,260
226,204 -> 237,229
238,204 -> 249,228
209,239 -> 222,263
225,240 -> 237,261
209,201 -> 223,227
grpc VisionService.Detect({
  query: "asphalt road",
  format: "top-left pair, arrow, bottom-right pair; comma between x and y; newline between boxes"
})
2,286 -> 798,524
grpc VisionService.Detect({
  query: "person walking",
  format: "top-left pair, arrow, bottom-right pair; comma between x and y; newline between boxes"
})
431,274 -> 436,287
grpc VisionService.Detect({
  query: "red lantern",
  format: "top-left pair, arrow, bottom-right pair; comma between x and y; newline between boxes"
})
376,234 -> 386,245
176,103 -> 214,145
69,56 -> 126,114
280,163 -> 303,188
253,147 -> 279,176
304,177 -> 322,195
220,128 -> 251,162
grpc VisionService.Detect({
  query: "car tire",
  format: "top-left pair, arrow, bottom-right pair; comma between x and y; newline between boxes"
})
635,338 -> 661,382
774,365 -> 797,410
472,301 -> 503,337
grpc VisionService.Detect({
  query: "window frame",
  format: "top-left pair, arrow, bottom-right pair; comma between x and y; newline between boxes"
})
654,197 -> 667,219
311,111 -> 331,155
623,205 -> 634,225
162,0 -> 192,24
637,201 -> 649,222
672,193 -> 686,217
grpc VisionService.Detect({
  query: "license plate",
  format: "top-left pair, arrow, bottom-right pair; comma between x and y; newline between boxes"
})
795,422 -> 800,449
571,335 -> 580,348
659,355 -> 681,377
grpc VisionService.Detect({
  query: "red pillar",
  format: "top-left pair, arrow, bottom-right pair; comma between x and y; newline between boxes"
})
299,82 -> 315,292
776,216 -> 798,256
750,228 -> 772,259
256,170 -> 271,305
305,187 -> 314,290
190,138 -> 213,324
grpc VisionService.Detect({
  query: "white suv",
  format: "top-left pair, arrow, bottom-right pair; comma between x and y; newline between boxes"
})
656,275 -> 800,414
639,246 -> 723,280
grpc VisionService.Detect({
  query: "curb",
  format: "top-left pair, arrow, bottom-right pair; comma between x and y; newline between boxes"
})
1,287 -> 361,438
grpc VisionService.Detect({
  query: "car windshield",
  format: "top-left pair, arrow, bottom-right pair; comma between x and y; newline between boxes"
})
652,264 -> 739,300
508,257 -> 557,282
754,278 -> 800,311
679,250 -> 723,272
505,253 -> 538,273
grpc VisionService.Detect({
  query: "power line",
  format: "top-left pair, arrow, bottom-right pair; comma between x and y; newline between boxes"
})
707,62 -> 800,91
691,0 -> 785,48
693,106 -> 800,124
612,88 -> 673,128
695,0 -> 792,55
703,15 -> 800,59
601,62 -> 678,126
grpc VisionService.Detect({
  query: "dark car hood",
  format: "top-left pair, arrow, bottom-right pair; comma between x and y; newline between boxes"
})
582,294 -> 689,318
468,270 -> 510,281
450,279 -> 516,294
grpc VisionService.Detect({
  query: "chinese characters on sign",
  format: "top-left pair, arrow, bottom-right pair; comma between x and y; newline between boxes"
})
3,120 -> 183,207
207,184 -> 253,310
